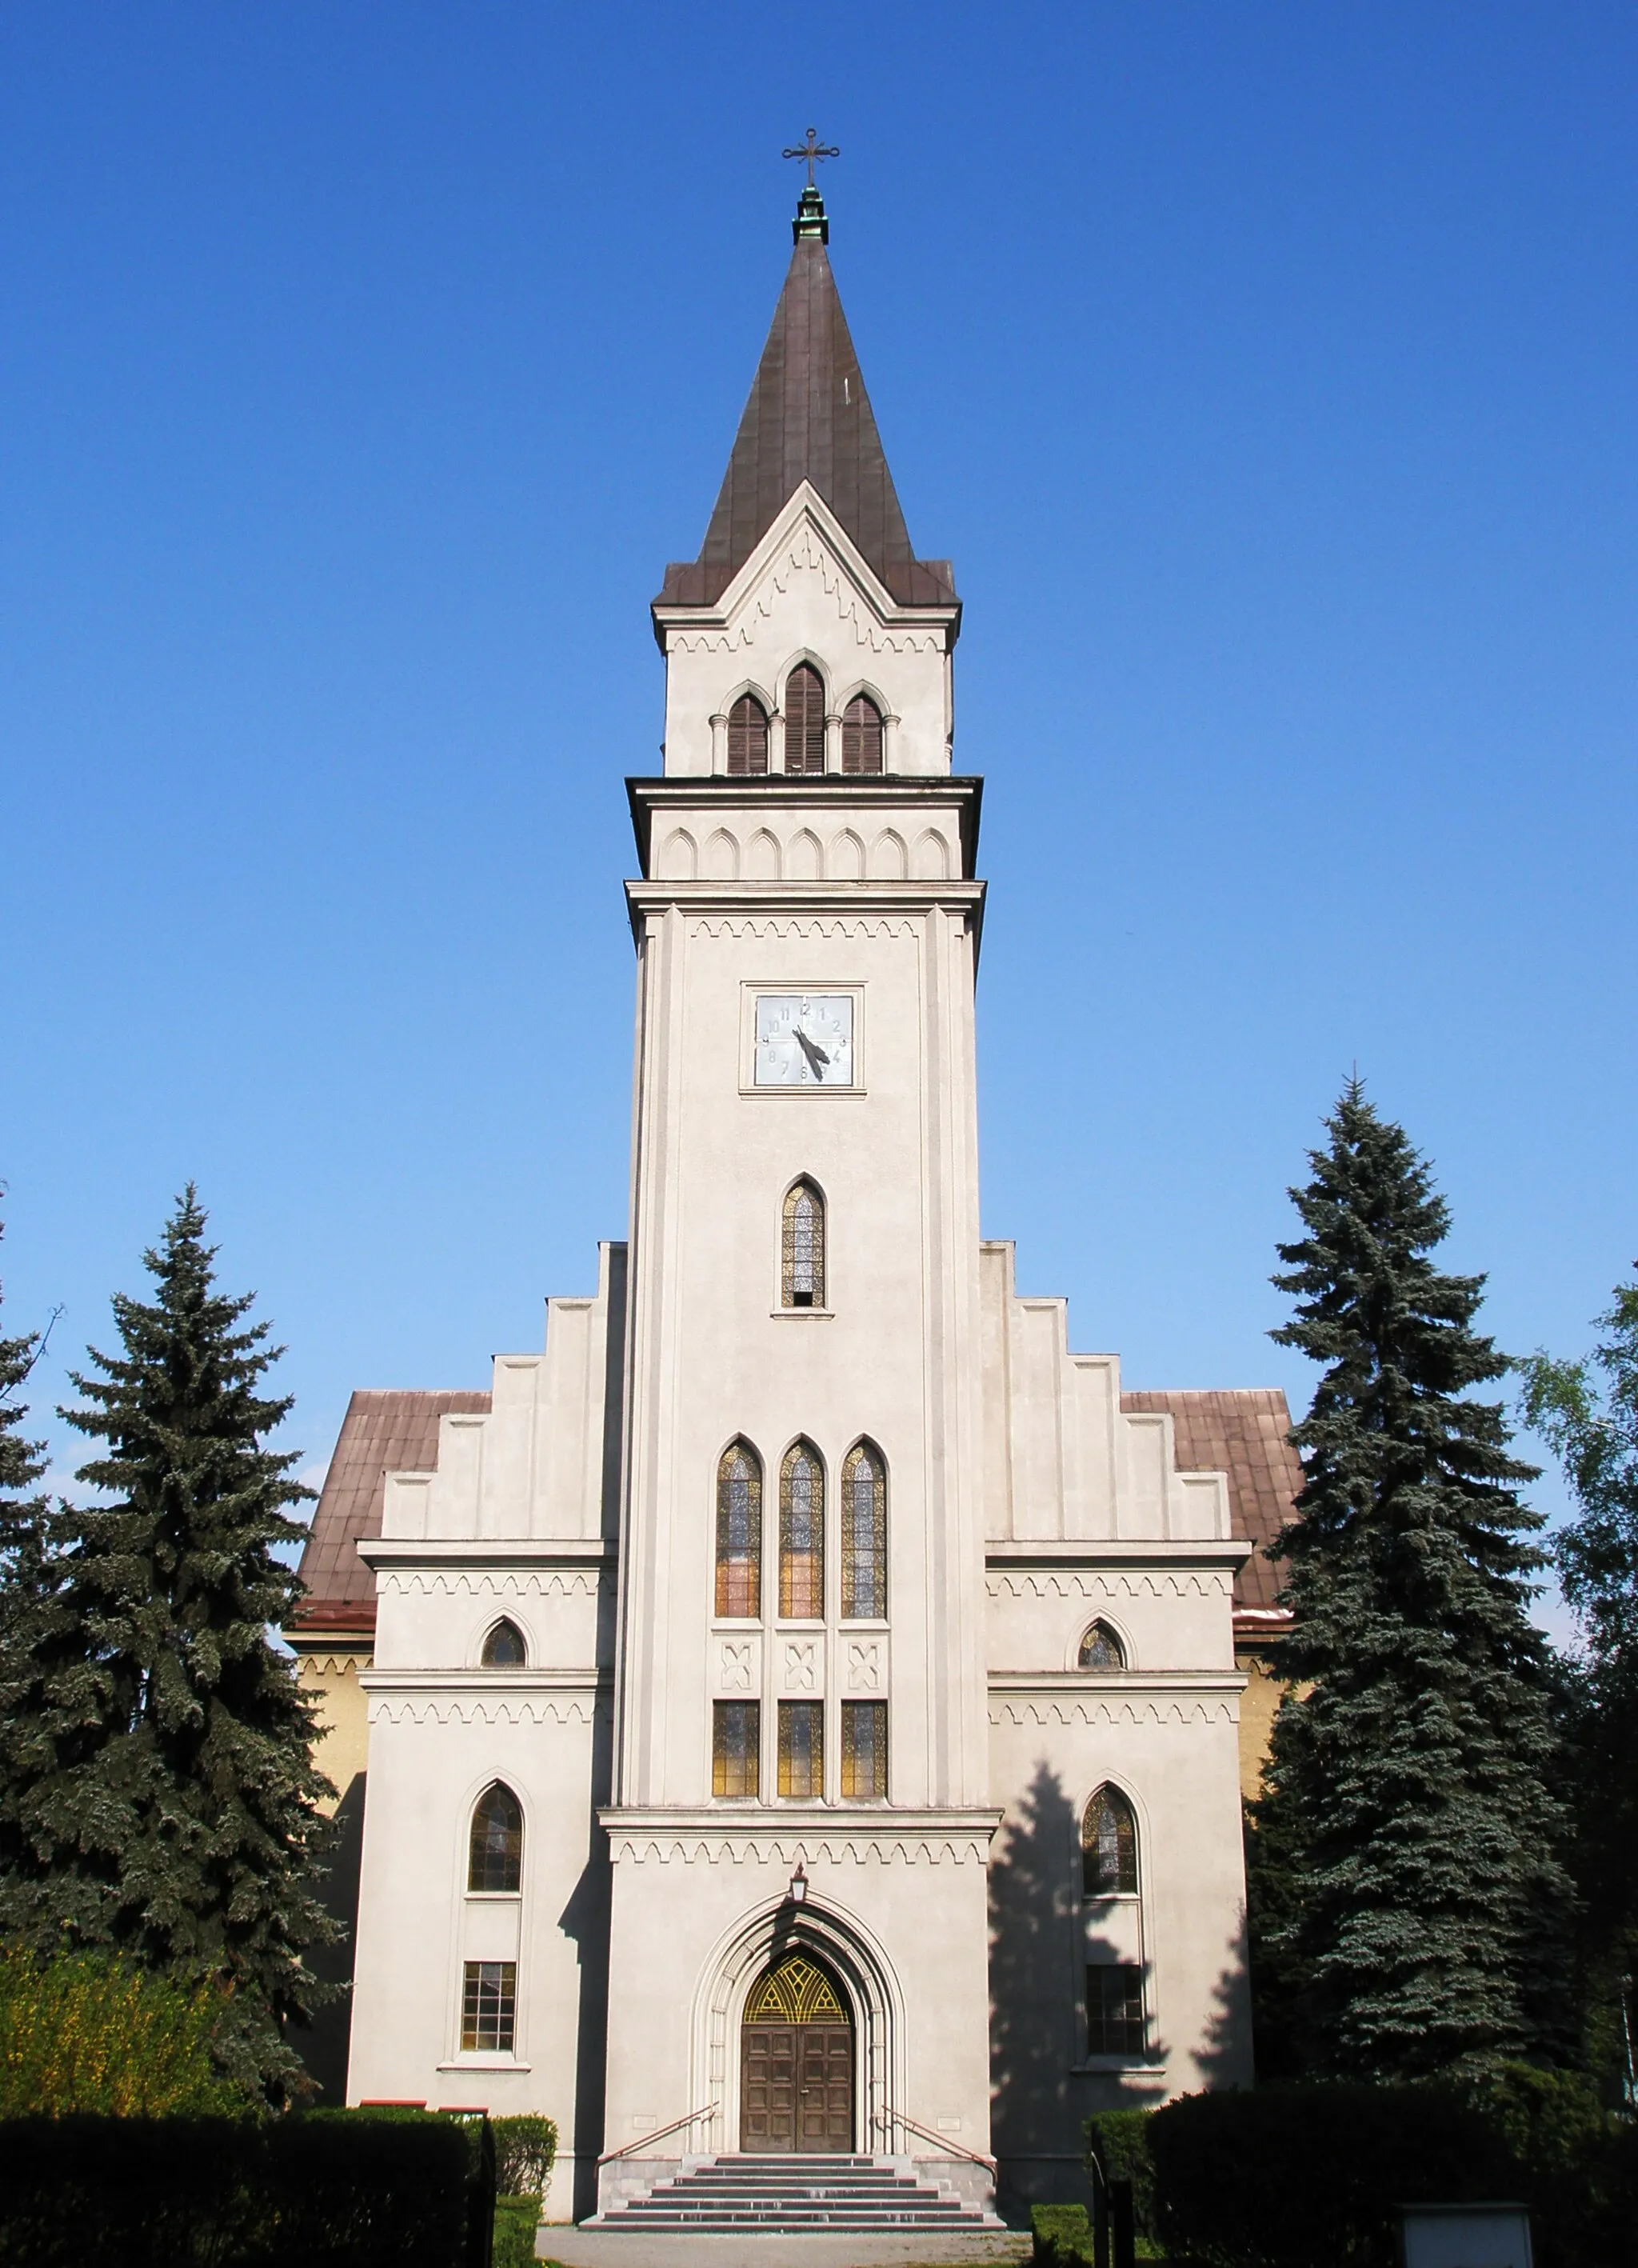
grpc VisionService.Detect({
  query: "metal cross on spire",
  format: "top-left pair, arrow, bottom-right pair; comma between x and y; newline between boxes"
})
782,127 -> 840,188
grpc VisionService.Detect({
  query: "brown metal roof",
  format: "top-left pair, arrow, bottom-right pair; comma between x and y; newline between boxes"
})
657,218 -> 957,612
290,1388 -> 491,1635
1121,1388 -> 1301,1622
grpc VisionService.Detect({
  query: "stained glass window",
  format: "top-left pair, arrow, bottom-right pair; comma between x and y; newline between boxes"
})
784,663 -> 827,775
716,1440 -> 763,1619
841,1701 -> 887,1799
778,1701 -> 824,1798
841,693 -> 884,775
727,692 -> 769,776
468,1782 -> 523,1894
745,1954 -> 847,2023
781,1181 -> 825,1309
481,1618 -> 526,1667
840,1442 -> 886,1619
461,1960 -> 517,2053
779,1442 -> 825,1620
713,1699 -> 760,1797
1086,1964 -> 1145,2057
1077,1621 -> 1125,1671
1082,1785 -> 1138,1898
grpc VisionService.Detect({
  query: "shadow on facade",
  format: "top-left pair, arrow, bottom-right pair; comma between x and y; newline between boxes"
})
294,1771 -> 366,2103
559,1690 -> 615,2222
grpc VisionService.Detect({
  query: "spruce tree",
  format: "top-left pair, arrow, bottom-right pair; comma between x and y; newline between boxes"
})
1249,1082 -> 1570,2078
0,1189 -> 336,2099
0,1213 -> 58,1806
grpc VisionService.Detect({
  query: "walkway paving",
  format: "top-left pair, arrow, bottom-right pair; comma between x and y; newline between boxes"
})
538,2231 -> 1031,2268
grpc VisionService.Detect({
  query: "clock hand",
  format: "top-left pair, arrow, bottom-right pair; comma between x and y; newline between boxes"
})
794,1029 -> 830,1079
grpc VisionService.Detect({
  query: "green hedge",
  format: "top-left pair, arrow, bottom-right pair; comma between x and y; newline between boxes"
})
1032,2201 -> 1093,2264
0,1945 -> 243,2117
0,2111 -> 484,2268
493,2194 -> 541,2268
1088,2109 -> 1157,2249
492,2113 -> 557,2198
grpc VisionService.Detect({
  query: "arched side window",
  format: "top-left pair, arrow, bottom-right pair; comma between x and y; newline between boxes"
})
781,1179 -> 825,1309
784,663 -> 827,776
727,693 -> 769,777
469,1782 -> 523,1894
481,1618 -> 526,1667
779,1440 -> 825,1619
1077,1620 -> 1125,1671
716,1440 -> 763,1619
1083,1785 -> 1138,1898
841,1441 -> 886,1619
841,694 -> 884,775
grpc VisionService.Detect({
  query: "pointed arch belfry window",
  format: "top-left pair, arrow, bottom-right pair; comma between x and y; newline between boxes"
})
727,693 -> 769,777
841,1441 -> 886,1619
779,1440 -> 825,1619
481,1618 -> 526,1667
1083,1784 -> 1138,1898
716,1440 -> 763,1619
784,663 -> 827,776
1077,1621 -> 1125,1671
781,1179 -> 825,1309
469,1782 -> 523,1894
841,694 -> 884,775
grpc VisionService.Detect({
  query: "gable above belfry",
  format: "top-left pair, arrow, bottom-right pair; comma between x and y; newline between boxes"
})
656,190 -> 957,618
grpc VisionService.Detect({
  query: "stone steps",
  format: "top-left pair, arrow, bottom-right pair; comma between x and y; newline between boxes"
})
598,2150 -> 999,2230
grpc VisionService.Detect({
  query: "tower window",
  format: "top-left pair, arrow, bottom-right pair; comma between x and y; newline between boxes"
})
841,1700 -> 887,1798
840,1441 -> 886,1619
461,1960 -> 517,2054
777,1700 -> 823,1798
1077,1621 -> 1125,1671
716,1441 -> 764,1618
779,1441 -> 825,1619
781,1179 -> 825,1309
1083,1785 -> 1138,1898
713,1699 -> 761,1797
481,1618 -> 526,1667
727,692 -> 769,777
1086,1964 -> 1145,2058
841,694 -> 884,775
468,1782 -> 523,1894
784,663 -> 827,776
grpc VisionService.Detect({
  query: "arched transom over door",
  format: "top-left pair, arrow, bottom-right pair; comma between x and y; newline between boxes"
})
740,1952 -> 854,2153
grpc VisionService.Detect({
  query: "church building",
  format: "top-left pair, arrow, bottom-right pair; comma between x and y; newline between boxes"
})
290,176 -> 1300,2230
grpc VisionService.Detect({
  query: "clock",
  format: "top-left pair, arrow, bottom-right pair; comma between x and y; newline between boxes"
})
753,994 -> 856,1088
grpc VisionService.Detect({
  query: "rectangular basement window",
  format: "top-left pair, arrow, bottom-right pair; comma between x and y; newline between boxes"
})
461,1961 -> 517,2054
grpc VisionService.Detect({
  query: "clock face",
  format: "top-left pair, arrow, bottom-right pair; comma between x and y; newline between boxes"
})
754,994 -> 855,1088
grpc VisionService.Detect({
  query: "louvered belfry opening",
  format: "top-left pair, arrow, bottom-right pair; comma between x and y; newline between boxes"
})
784,664 -> 827,776
841,694 -> 883,775
726,693 -> 769,777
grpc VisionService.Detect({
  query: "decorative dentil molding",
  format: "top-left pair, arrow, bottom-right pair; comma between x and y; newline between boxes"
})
380,1569 -> 601,1600
369,1693 -> 602,1727
986,1570 -> 1232,1602
608,1833 -> 990,1869
690,915 -> 923,944
988,1697 -> 1236,1729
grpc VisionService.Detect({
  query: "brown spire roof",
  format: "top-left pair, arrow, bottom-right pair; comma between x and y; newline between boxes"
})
657,194 -> 956,612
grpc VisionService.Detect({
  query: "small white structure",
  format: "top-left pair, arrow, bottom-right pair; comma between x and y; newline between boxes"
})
1400,2205 -> 1533,2268
292,182 -> 1295,2226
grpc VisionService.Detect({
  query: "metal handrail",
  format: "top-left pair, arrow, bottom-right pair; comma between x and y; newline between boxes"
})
597,2102 -> 719,2166
873,2103 -> 997,2178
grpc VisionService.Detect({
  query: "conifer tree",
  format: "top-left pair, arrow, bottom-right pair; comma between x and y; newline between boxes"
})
0,1190 -> 336,2099
0,1213 -> 58,1798
1249,1083 -> 1570,2078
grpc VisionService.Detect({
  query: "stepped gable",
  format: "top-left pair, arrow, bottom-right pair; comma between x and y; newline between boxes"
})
1120,1387 -> 1300,1628
290,1387 -> 491,1636
657,191 -> 956,612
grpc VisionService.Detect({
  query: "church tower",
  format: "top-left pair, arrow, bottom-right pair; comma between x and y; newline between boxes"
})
601,173 -> 997,2190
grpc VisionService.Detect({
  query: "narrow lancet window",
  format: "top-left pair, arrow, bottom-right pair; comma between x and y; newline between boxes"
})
841,1441 -> 886,1619
784,663 -> 827,775
727,692 -> 769,776
781,1179 -> 825,1309
1082,1785 -> 1138,1898
1077,1621 -> 1125,1671
481,1618 -> 526,1667
779,1441 -> 825,1619
841,693 -> 884,774
469,1782 -> 523,1894
715,1440 -> 763,1618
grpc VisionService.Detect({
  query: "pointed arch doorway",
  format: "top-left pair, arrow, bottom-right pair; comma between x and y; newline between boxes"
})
739,1951 -> 854,2151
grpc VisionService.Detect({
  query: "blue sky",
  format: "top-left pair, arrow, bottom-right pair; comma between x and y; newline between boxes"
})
2,5 -> 1633,1635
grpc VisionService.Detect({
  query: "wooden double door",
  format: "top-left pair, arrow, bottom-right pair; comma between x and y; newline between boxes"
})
739,1954 -> 855,2152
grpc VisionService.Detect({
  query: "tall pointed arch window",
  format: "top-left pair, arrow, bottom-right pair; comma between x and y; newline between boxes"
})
781,1179 -> 825,1309
1082,1784 -> 1138,1899
727,693 -> 769,777
841,694 -> 884,775
779,1441 -> 825,1620
841,1441 -> 886,1620
469,1782 -> 523,1894
715,1440 -> 763,1619
783,663 -> 827,776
